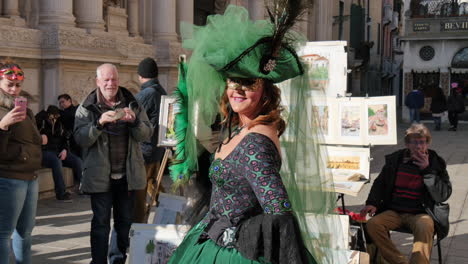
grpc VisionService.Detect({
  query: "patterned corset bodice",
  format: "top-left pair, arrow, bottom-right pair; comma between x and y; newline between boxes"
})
203,132 -> 292,227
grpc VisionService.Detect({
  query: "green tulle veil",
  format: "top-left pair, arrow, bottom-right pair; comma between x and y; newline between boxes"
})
170,5 -> 348,263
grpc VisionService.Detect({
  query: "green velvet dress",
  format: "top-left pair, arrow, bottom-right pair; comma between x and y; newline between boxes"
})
169,133 -> 315,264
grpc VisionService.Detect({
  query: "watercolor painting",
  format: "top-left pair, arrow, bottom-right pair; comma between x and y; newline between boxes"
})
302,54 -> 329,90
158,96 -> 178,147
340,105 -> 361,137
368,104 -> 389,136
312,105 -> 329,135
327,155 -> 360,170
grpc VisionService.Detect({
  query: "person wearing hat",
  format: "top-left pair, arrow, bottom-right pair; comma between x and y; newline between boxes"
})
167,2 -> 345,263
133,57 -> 167,223
36,105 -> 82,201
447,82 -> 465,131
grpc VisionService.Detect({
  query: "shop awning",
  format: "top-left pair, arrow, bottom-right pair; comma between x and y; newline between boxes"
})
410,68 -> 440,73
451,68 -> 468,73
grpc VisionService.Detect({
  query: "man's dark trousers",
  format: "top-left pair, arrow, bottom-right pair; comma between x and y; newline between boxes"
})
89,178 -> 135,264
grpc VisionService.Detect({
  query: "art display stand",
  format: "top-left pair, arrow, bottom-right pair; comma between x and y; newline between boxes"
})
144,147 -> 173,223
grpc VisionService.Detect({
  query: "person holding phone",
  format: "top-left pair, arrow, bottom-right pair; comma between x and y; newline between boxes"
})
0,60 -> 42,264
74,63 -> 152,264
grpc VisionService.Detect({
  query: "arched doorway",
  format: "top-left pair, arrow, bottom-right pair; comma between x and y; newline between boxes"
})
412,70 -> 440,120
451,47 -> 468,120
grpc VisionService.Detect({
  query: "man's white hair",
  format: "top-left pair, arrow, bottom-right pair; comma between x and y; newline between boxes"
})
96,63 -> 118,79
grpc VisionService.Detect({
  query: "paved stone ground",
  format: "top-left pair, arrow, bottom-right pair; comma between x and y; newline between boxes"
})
19,122 -> 468,264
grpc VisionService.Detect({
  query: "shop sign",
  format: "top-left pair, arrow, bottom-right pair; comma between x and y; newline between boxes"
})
441,21 -> 468,31
413,22 -> 430,32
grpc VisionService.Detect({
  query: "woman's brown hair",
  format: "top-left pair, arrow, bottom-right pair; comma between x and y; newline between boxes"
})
219,79 -> 286,136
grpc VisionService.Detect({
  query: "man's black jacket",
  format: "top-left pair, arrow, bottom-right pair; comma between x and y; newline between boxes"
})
366,149 -> 452,239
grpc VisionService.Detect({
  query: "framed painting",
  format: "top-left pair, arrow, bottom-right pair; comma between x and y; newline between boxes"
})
334,98 -> 366,145
310,97 -> 338,144
158,95 -> 178,147
297,41 -> 348,97
364,96 -> 397,145
322,145 -> 370,196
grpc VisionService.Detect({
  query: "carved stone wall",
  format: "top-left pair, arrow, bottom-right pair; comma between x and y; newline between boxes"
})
105,6 -> 129,36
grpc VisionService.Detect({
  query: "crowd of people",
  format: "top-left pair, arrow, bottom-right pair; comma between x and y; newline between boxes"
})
0,57 -> 166,264
405,83 -> 466,131
0,3 -> 457,264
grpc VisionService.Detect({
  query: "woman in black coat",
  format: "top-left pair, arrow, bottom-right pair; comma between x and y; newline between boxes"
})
447,84 -> 465,131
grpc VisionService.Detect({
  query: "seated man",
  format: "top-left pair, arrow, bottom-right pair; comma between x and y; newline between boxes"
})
360,124 -> 451,264
36,105 -> 83,201
58,93 -> 80,157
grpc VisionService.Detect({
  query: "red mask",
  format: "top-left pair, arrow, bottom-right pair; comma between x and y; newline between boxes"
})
0,66 -> 24,81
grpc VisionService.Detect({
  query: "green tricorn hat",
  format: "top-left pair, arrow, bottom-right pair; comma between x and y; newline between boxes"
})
183,4 -> 306,84
212,37 -> 304,83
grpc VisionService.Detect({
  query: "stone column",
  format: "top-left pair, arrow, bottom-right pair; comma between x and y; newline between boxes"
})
73,0 -> 105,32
153,0 -> 178,42
3,0 -> 20,16
248,0 -> 264,20
38,0 -> 76,29
176,0 -> 194,35
314,0 -> 333,40
139,0 -> 152,43
127,0 -> 139,36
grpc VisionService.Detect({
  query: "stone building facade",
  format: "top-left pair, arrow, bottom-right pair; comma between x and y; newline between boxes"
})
401,0 -> 468,122
0,0 -> 327,113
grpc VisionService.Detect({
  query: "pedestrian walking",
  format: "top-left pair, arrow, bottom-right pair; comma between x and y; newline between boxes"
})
430,86 -> 447,131
447,83 -> 465,131
405,88 -> 425,123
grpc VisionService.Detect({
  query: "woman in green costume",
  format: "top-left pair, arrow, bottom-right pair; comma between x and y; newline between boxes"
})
169,2 -> 347,264
169,76 -> 313,263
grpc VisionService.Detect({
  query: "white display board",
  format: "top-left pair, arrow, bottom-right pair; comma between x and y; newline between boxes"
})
321,146 -> 370,196
311,96 -> 397,146
129,224 -> 190,264
152,192 -> 188,225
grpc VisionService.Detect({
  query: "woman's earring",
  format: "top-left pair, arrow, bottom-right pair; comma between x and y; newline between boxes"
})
262,96 -> 268,101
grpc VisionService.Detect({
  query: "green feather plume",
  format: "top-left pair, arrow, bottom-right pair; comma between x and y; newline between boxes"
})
169,59 -> 192,186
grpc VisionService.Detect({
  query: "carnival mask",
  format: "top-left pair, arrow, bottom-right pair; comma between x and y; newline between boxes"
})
0,66 -> 24,81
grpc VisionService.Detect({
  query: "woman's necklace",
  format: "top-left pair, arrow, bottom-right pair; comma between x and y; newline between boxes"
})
216,124 -> 246,153
230,125 -> 245,139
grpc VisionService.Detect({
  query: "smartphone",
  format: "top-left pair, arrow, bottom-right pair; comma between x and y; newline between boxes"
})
14,96 -> 27,112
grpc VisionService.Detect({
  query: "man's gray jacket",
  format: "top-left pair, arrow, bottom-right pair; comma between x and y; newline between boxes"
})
74,87 -> 153,193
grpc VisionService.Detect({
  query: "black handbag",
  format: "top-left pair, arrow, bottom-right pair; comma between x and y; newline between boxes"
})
427,202 -> 450,240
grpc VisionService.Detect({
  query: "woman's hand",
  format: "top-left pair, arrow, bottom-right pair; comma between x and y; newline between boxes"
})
0,106 -> 26,130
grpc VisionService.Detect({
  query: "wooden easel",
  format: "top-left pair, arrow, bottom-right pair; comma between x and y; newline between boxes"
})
143,148 -> 172,223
